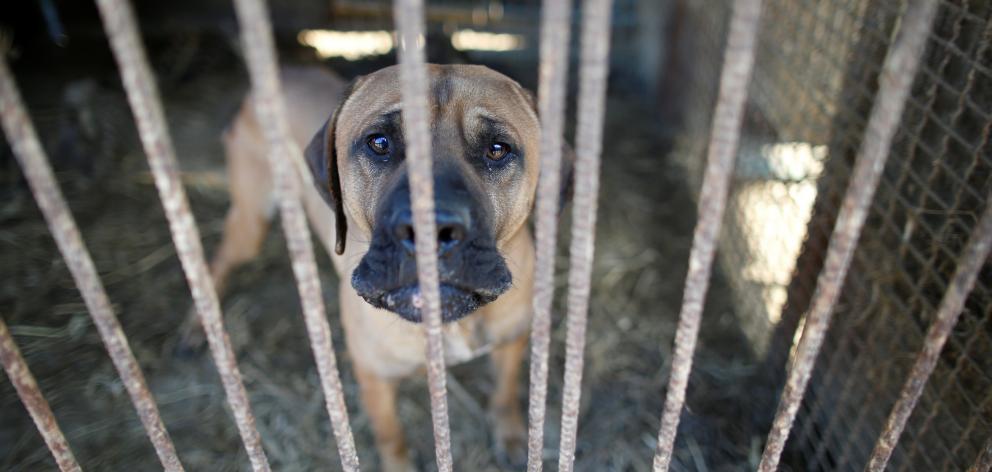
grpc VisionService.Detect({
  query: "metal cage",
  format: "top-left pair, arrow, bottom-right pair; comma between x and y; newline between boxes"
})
1,0 -> 988,471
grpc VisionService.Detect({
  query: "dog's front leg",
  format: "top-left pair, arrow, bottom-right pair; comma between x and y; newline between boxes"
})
354,364 -> 414,472
489,333 -> 528,467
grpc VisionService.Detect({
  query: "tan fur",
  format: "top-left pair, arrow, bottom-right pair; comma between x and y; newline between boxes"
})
182,64 -> 541,470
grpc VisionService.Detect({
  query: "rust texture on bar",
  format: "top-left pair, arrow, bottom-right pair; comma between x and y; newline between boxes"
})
556,0 -> 613,470
865,199 -> 992,471
0,318 -> 81,472
230,0 -> 360,469
757,1 -> 939,470
651,0 -> 763,469
0,56 -> 183,471
93,1 -> 271,470
970,436 -> 992,472
527,0 -> 572,470
393,0 -> 454,470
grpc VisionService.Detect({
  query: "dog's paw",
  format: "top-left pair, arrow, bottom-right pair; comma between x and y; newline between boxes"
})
381,454 -> 418,472
492,413 -> 527,470
494,432 -> 527,470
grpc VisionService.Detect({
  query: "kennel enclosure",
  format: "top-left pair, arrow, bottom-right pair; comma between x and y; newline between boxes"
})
1,0 -> 991,471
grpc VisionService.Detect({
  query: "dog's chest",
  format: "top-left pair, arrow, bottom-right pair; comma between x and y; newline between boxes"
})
442,317 -> 494,365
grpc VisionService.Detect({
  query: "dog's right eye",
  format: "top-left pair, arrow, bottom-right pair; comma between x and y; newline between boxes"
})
486,142 -> 511,161
367,134 -> 390,155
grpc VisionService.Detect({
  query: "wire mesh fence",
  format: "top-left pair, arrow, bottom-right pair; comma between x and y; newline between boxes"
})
672,0 -> 991,470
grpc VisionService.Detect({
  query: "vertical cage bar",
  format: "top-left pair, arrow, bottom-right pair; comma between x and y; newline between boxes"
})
527,0 -> 572,470
865,199 -> 992,471
0,56 -> 183,472
556,0 -> 613,470
230,1 -> 360,470
757,1 -> 939,470
651,0 -> 763,469
970,437 -> 992,472
0,318 -> 81,472
93,1 -> 271,470
392,0 -> 453,470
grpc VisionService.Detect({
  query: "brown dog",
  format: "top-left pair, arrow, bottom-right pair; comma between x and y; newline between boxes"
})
182,64 -> 570,470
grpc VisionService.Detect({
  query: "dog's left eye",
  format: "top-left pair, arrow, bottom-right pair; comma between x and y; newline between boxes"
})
367,134 -> 390,155
486,142 -> 511,161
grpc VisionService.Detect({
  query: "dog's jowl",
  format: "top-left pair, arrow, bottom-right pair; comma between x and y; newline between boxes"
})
184,64 -> 571,471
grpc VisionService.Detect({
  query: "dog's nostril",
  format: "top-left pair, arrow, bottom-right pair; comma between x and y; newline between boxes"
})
437,224 -> 465,249
391,210 -> 468,254
395,223 -> 416,252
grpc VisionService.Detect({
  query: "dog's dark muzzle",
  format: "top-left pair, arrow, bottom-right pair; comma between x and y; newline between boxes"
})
354,282 -> 504,323
351,184 -> 512,323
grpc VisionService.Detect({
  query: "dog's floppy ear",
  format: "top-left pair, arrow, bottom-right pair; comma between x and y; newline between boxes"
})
305,81 -> 360,255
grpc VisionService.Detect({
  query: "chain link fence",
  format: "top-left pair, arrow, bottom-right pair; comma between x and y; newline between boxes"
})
670,1 -> 991,470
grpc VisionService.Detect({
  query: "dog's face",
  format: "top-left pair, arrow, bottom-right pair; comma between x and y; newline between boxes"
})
306,64 -> 568,323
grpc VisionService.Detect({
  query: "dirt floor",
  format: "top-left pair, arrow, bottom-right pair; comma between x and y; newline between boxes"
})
1,40 -> 766,471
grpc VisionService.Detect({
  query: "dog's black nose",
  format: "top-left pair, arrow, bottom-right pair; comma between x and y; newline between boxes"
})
392,209 -> 468,255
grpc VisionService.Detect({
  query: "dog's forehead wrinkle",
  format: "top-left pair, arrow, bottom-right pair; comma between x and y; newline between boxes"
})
432,68 -> 454,110
354,107 -> 402,139
431,119 -> 463,148
463,104 -> 531,145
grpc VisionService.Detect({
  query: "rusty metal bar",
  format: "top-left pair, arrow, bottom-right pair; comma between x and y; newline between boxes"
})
757,1 -> 938,470
93,1 -> 271,470
650,0 -> 762,469
527,1 -> 572,470
0,318 -> 81,472
0,56 -> 183,471
864,199 -> 992,471
970,436 -> 992,472
393,0 -> 453,470
230,0 -> 360,469
556,0 -> 613,470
